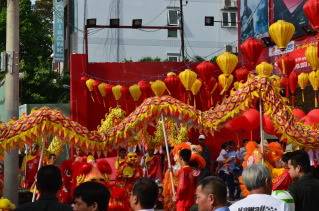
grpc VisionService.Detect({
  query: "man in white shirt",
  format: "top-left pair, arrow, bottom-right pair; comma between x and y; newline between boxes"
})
130,178 -> 158,211
229,164 -> 293,211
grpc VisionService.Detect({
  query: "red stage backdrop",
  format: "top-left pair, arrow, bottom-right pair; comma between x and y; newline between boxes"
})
70,54 -> 198,130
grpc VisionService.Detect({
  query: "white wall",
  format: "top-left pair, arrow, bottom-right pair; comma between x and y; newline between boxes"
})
72,0 -> 238,62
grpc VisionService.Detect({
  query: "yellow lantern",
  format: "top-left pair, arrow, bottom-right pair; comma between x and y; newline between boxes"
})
216,52 -> 238,75
151,80 -> 167,97
98,83 -> 107,97
129,84 -> 142,102
85,79 -> 95,92
178,69 -> 197,91
191,79 -> 202,95
256,62 -> 273,77
112,85 -> 122,101
309,71 -> 319,107
305,45 -> 319,71
218,74 -> 233,95
298,73 -> 309,102
269,20 -> 295,50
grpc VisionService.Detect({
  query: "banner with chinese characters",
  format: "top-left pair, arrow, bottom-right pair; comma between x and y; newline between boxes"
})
53,0 -> 64,62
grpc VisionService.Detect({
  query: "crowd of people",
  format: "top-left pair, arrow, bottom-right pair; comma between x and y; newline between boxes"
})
1,135 -> 319,211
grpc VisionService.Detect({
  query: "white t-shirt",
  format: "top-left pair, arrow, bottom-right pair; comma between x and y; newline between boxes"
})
229,194 -> 291,211
271,190 -> 295,211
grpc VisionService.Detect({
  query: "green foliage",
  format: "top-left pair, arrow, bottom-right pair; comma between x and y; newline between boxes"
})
138,57 -> 162,62
0,0 -> 69,104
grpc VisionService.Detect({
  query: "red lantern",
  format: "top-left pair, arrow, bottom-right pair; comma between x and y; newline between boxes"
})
289,71 -> 298,94
307,109 -> 319,124
292,108 -> 305,119
276,55 -> 296,76
243,109 -> 260,131
224,115 -> 249,132
196,61 -> 220,82
234,67 -> 250,82
240,37 -> 264,68
303,0 -> 319,31
263,114 -> 275,135
80,76 -> 88,84
164,73 -> 182,99
138,80 -> 152,100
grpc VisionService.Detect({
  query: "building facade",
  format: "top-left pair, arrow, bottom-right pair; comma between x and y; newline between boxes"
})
68,0 -> 238,62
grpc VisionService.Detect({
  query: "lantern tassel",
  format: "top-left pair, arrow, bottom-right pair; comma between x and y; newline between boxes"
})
193,97 -> 196,109
281,57 -> 286,75
90,93 -> 95,102
302,90 -> 305,102
315,90 -> 318,108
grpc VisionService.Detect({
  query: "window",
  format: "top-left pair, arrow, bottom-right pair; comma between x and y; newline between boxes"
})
168,9 -> 179,26
167,53 -> 180,62
222,11 -> 237,27
168,29 -> 178,38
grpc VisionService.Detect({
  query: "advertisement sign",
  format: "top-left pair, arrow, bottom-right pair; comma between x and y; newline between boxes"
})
53,0 -> 64,62
274,0 -> 308,37
240,0 -> 268,42
268,35 -> 319,73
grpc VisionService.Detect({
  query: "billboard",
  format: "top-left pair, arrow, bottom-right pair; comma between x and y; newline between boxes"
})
53,0 -> 64,62
240,0 -> 268,42
274,0 -> 308,37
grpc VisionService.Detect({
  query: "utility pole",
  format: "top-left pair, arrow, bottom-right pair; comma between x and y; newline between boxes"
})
4,0 -> 19,204
179,0 -> 185,61
116,0 -> 120,62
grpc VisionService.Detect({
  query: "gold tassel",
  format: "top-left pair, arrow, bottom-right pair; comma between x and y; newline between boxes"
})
302,90 -> 305,103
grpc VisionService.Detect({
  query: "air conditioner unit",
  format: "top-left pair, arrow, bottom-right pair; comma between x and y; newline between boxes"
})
231,0 -> 237,8
224,0 -> 237,8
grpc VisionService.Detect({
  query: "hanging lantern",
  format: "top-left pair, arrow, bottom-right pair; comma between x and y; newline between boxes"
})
98,83 -> 107,97
151,80 -> 167,97
303,0 -> 319,31
191,79 -> 202,95
276,55 -> 296,76
138,80 -> 152,100
289,71 -> 298,95
305,45 -> 319,71
256,62 -> 273,77
298,73 -> 309,102
234,66 -> 250,82
196,61 -> 219,82
85,79 -> 95,102
129,84 -> 142,102
269,20 -> 295,50
179,69 -> 197,91
309,71 -> 319,107
164,72 -> 181,98
218,74 -> 233,95
85,79 -> 95,92
289,71 -> 298,105
216,52 -> 238,75
112,85 -> 122,101
80,76 -> 88,84
240,37 -> 264,68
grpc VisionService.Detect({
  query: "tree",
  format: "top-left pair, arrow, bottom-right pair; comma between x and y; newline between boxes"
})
0,0 -> 69,104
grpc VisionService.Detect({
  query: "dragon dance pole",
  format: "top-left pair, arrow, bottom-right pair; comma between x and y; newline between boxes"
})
259,97 -> 264,164
161,114 -> 176,197
32,137 -> 46,202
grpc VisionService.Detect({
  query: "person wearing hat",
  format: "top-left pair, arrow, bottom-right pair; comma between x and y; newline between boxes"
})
198,135 -> 211,182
